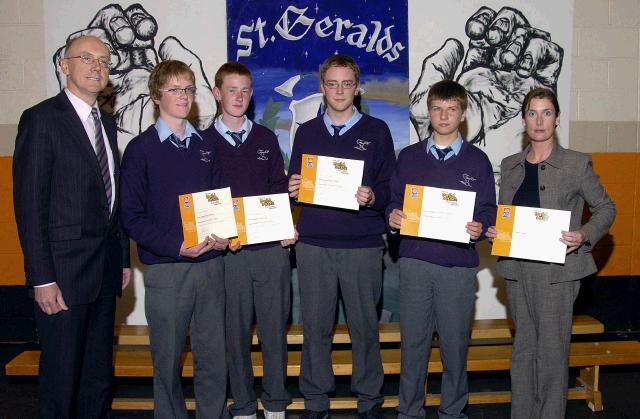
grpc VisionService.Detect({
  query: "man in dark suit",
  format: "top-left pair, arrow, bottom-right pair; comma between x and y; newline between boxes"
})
13,35 -> 131,418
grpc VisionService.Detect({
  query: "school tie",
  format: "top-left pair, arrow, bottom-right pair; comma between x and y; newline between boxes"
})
227,129 -> 246,148
169,133 -> 188,150
90,109 -> 112,211
435,146 -> 452,161
331,124 -> 345,138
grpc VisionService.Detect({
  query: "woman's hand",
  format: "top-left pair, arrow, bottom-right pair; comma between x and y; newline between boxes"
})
560,230 -> 587,254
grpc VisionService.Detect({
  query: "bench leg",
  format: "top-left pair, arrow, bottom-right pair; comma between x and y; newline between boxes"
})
576,366 -> 603,412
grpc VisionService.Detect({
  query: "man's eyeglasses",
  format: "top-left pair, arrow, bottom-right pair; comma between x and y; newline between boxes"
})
323,80 -> 357,90
159,87 -> 197,96
66,54 -> 111,69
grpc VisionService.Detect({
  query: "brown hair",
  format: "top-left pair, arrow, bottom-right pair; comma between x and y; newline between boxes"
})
427,80 -> 468,112
319,54 -> 360,84
148,60 -> 195,101
214,61 -> 252,88
521,87 -> 560,117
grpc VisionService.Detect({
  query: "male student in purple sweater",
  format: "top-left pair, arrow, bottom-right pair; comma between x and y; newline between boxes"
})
119,60 -> 231,418
387,80 -> 496,419
203,61 -> 295,419
288,54 -> 396,419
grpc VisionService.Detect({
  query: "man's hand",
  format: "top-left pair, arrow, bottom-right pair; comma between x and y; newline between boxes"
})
35,283 -> 68,315
122,268 -> 132,290
561,229 -> 587,254
466,221 -> 483,241
389,208 -> 406,230
280,228 -> 299,247
288,174 -> 301,199
410,6 -> 563,145
356,186 -> 375,206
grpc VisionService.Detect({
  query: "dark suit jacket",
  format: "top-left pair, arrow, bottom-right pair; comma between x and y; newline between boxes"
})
13,91 -> 130,305
496,143 -> 616,283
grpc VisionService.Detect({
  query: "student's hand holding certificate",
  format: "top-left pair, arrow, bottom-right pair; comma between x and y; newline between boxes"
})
179,234 -> 229,258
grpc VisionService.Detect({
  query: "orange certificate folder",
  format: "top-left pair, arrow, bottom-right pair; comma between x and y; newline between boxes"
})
178,187 -> 238,248
298,153 -> 364,211
231,193 -> 295,246
491,204 -> 570,264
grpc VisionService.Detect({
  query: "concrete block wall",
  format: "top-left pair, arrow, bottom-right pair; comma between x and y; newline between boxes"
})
1,1 -> 639,154
571,0 -> 640,152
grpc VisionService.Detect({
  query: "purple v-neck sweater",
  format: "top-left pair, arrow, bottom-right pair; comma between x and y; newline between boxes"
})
289,114 -> 396,248
387,140 -> 497,267
120,125 -> 223,264
203,123 -> 289,250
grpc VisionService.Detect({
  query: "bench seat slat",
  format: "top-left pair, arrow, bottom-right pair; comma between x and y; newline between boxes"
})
114,315 -> 604,345
8,341 -> 640,378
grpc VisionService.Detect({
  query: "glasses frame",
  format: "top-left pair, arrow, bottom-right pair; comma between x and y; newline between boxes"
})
159,87 -> 198,96
65,54 -> 111,70
323,80 -> 358,90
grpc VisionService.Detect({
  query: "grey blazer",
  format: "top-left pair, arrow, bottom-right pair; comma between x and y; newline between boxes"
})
496,143 -> 616,283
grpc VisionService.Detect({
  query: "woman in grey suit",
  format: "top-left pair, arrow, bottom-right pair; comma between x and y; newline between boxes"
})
486,88 -> 615,419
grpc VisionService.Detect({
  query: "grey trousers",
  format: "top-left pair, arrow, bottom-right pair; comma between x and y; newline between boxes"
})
224,245 -> 292,415
296,243 -> 384,413
505,267 -> 580,419
397,258 -> 477,419
144,258 -> 228,419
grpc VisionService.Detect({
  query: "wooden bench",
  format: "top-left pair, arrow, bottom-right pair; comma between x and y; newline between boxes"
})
7,315 -> 640,412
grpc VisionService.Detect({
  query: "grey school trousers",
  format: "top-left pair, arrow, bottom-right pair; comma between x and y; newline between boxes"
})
144,258 -> 228,419
224,245 -> 292,415
296,243 -> 385,413
505,267 -> 580,419
397,258 -> 477,419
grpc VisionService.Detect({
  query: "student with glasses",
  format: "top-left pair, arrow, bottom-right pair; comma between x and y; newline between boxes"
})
120,60 -> 232,418
288,54 -> 396,419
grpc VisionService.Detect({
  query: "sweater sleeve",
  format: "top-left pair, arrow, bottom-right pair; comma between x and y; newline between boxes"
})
385,149 -> 405,228
119,140 -> 183,258
269,136 -> 289,194
369,123 -> 396,212
473,155 -> 498,241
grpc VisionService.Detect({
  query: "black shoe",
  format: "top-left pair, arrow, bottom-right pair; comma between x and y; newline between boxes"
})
358,404 -> 383,419
300,410 -> 329,419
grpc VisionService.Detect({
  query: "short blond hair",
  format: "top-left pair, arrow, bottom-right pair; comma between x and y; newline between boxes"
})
148,60 -> 195,101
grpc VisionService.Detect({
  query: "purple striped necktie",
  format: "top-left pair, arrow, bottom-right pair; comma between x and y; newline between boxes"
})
90,109 -> 112,212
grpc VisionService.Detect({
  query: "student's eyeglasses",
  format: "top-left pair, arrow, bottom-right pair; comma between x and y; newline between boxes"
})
159,87 -> 197,96
66,54 -> 111,69
323,80 -> 357,90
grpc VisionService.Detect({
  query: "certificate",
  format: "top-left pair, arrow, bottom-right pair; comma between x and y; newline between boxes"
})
232,193 -> 295,245
491,205 -> 571,264
298,154 -> 364,211
178,187 -> 238,248
400,184 -> 476,244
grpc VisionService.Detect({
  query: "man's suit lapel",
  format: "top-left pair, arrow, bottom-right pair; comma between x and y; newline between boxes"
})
55,92 -> 111,216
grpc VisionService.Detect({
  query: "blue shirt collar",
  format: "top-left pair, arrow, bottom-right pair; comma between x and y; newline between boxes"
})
214,116 -> 253,146
155,118 -> 202,143
323,106 -> 362,136
425,133 -> 463,161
